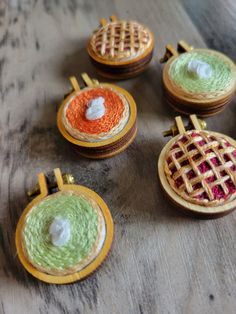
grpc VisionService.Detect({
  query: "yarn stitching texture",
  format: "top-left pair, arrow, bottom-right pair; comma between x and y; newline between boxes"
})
63,87 -> 130,142
165,130 -> 236,206
22,192 -> 102,275
169,51 -> 234,96
90,21 -> 151,61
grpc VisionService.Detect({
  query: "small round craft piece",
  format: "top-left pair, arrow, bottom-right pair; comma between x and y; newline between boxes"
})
15,169 -> 114,284
57,74 -> 137,159
87,16 -> 154,79
161,41 -> 236,117
158,115 -> 236,218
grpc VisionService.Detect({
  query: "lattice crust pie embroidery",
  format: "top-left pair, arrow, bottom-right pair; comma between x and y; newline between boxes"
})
90,21 -> 152,61
164,130 -> 236,206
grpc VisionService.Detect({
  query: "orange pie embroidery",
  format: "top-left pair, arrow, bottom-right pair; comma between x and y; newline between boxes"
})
66,87 -> 125,134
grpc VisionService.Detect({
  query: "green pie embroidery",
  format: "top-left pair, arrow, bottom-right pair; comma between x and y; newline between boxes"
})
23,193 -> 98,272
169,51 -> 234,94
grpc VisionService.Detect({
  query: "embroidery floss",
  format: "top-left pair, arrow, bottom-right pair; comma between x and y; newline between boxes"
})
22,192 -> 105,275
169,51 -> 234,94
57,74 -> 137,159
161,41 -> 236,116
158,115 -> 236,218
15,168 -> 114,284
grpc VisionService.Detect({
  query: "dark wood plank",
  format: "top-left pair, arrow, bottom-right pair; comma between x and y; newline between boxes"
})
181,0 -> 236,58
0,0 -> 235,313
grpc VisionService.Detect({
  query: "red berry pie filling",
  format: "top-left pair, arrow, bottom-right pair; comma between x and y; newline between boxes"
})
164,130 -> 236,206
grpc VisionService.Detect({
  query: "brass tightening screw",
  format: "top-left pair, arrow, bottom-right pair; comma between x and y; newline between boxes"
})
27,173 -> 75,197
163,119 -> 207,137
177,40 -> 194,53
61,174 -> 75,185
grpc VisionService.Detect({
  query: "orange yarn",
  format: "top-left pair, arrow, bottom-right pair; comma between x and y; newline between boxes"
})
66,88 -> 125,134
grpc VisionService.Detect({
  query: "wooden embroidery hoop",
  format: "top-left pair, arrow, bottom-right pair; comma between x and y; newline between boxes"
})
57,73 -> 137,159
87,15 -> 155,79
15,168 -> 114,284
161,41 -> 236,117
158,115 -> 236,218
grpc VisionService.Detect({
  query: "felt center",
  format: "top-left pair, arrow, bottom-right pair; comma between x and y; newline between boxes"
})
187,59 -> 212,79
49,217 -> 71,247
85,97 -> 106,121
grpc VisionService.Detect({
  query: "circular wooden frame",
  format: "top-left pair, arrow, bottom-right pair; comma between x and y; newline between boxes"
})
57,83 -> 137,152
75,124 -> 137,159
158,131 -> 236,218
162,49 -> 236,116
94,58 -> 153,80
87,21 -> 154,79
87,30 -> 154,67
165,91 -> 233,118
15,172 -> 114,284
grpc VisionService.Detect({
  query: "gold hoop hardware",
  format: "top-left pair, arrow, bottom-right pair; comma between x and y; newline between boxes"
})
160,40 -> 194,63
163,114 -> 207,137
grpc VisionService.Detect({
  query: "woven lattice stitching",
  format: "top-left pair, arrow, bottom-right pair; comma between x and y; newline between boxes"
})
92,21 -> 150,59
166,131 -> 236,203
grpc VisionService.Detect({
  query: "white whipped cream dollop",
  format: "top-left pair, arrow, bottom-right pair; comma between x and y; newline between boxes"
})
187,60 -> 212,79
85,97 -> 106,121
49,217 -> 71,247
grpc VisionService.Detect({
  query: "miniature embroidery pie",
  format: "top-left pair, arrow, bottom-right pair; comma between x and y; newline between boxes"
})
89,20 -> 152,61
168,50 -> 235,99
62,86 -> 130,142
57,74 -> 137,159
21,191 -> 106,275
87,19 -> 154,78
164,130 -> 236,207
162,43 -> 236,117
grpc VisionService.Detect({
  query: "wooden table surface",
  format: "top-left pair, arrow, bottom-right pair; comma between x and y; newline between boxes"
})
0,0 -> 236,313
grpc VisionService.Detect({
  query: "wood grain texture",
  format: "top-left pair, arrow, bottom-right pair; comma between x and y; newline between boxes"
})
0,0 -> 235,313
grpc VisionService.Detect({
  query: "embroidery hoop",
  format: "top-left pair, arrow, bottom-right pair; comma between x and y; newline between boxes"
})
57,73 -> 137,159
160,41 -> 236,117
158,115 -> 236,218
15,168 -> 114,284
87,15 -> 155,79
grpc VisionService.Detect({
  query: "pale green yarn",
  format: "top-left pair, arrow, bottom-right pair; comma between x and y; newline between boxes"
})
23,193 -> 98,272
169,51 -> 234,93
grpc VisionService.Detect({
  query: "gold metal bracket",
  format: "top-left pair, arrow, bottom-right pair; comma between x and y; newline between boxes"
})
177,40 -> 194,53
160,40 -> 194,63
100,18 -> 108,27
81,72 -> 97,87
100,14 -> 118,27
64,73 -> 100,99
110,15 -> 118,22
160,44 -> 179,63
27,169 -> 75,198
71,73 -> 99,90
69,76 -> 80,91
163,114 -> 206,137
